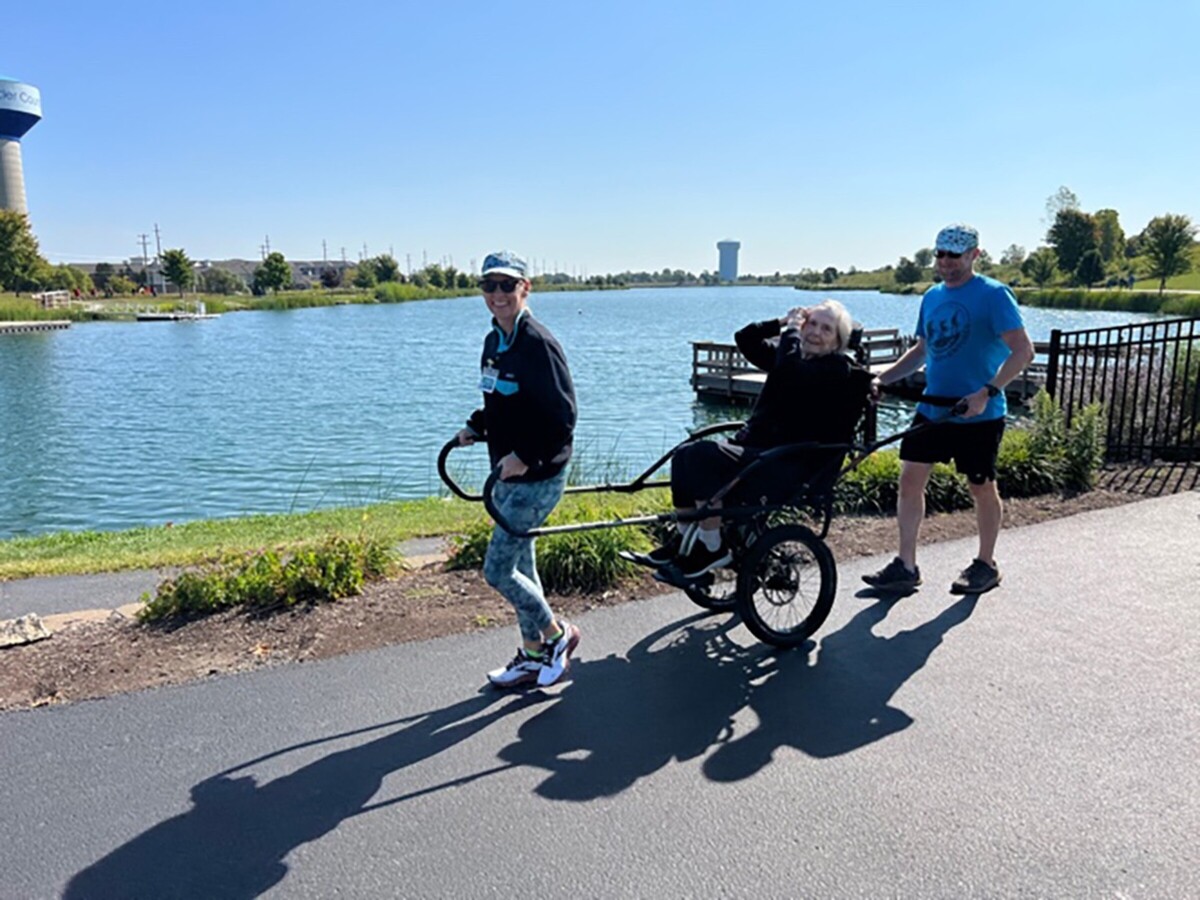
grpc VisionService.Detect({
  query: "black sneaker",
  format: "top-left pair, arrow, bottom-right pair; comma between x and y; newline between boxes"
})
619,533 -> 682,569
675,542 -> 732,580
950,559 -> 1001,594
862,556 -> 922,590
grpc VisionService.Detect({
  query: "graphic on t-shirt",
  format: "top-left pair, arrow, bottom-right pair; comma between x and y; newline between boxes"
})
925,301 -> 970,360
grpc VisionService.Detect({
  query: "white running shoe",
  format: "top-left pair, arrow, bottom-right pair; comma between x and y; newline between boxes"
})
537,622 -> 581,687
486,650 -> 545,688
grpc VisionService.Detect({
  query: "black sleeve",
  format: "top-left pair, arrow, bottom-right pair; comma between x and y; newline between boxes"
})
512,334 -> 576,468
465,408 -> 487,437
734,319 -> 785,372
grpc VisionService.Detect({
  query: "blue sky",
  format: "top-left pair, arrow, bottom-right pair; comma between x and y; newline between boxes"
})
6,0 -> 1198,275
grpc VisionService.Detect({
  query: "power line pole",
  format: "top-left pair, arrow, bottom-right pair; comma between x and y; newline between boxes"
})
137,234 -> 150,267
322,239 -> 328,264
153,224 -> 162,262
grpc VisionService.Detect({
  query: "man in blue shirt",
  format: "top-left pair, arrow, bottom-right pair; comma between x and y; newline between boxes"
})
865,224 -> 1035,595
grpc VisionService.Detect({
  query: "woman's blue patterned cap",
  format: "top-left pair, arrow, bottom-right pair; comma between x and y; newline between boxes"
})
481,250 -> 528,279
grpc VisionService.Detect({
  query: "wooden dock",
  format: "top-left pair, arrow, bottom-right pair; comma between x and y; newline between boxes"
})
692,329 -> 1047,407
0,320 -> 71,334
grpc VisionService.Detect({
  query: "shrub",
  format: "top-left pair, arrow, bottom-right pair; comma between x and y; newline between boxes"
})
1062,403 -> 1106,491
445,497 -> 653,594
139,536 -> 395,621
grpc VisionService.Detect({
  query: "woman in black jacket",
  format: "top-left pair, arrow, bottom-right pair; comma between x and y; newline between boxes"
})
631,299 -> 868,581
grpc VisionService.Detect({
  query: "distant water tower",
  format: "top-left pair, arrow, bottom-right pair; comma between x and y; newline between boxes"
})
0,76 -> 43,214
717,240 -> 740,283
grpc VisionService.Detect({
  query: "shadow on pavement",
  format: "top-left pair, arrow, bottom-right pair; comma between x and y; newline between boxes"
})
64,594 -> 977,897
64,691 -> 549,900
503,593 -> 979,798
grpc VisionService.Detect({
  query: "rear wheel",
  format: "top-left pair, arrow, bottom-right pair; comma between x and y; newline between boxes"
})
736,524 -> 836,647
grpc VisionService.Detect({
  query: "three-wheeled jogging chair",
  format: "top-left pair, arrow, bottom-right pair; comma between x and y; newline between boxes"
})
438,332 -> 962,649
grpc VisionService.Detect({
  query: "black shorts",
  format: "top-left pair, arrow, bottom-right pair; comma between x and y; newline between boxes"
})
899,414 -> 1005,485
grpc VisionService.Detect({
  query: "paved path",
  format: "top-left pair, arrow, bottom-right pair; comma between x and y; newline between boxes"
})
1,494 -> 1197,899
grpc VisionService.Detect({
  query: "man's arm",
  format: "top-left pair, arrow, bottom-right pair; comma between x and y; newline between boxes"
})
958,327 -> 1036,418
874,338 -> 927,388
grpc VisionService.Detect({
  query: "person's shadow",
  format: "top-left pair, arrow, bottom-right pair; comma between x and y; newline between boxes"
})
497,591 -> 979,798
64,594 -> 977,897
64,690 -> 550,900
703,591 -> 979,781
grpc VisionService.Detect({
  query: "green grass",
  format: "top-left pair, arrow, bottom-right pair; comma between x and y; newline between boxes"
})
0,489 -> 671,580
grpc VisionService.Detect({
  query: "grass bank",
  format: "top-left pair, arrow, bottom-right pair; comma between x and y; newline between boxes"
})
0,490 -> 671,581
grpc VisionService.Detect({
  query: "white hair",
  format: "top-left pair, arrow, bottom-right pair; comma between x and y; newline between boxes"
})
813,299 -> 853,351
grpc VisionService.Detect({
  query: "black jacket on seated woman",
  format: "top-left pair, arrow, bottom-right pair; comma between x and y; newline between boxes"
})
629,300 -> 871,581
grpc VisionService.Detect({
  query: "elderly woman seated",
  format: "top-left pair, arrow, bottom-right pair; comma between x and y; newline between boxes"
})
626,299 -> 869,581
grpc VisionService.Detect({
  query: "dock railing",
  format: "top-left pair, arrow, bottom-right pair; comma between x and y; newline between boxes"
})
692,329 -> 1048,407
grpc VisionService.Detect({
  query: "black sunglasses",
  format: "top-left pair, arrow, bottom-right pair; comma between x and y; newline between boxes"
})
935,249 -> 964,259
480,278 -> 520,294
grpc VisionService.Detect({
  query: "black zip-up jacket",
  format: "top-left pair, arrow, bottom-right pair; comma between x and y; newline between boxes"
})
466,311 -> 576,482
733,318 -> 869,451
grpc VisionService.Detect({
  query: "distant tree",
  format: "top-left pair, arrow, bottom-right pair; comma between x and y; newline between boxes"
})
913,248 -> 933,268
444,265 -> 459,288
423,264 -> 445,288
92,262 -> 113,291
894,257 -> 922,285
369,254 -> 401,283
1140,213 -> 1197,294
46,265 -> 94,293
1021,248 -> 1058,287
320,267 -> 342,289
1047,209 -> 1098,277
107,274 -> 137,295
1000,244 -> 1027,266
976,249 -> 995,273
821,266 -> 838,284
1124,233 -> 1144,259
160,249 -> 194,296
351,266 -> 376,289
253,252 -> 291,294
0,210 -> 47,291
1075,249 -> 1105,287
198,267 -> 244,295
455,272 -> 473,289
1044,185 -> 1080,224
1093,209 -> 1125,263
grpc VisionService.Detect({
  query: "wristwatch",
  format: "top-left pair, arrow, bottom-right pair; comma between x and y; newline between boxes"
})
984,383 -> 1001,398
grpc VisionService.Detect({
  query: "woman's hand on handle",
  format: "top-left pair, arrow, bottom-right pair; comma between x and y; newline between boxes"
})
498,452 -> 529,481
456,428 -> 477,447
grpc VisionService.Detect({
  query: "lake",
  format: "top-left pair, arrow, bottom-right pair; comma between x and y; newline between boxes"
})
0,287 -> 1160,539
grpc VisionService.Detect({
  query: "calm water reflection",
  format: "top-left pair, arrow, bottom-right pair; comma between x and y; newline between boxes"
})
0,287 -> 1158,538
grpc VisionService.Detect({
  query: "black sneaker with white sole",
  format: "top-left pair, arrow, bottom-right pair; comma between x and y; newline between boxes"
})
674,542 -> 732,580
619,533 -> 682,569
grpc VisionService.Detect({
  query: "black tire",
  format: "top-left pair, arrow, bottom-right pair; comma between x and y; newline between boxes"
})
683,566 -> 740,611
736,523 -> 836,647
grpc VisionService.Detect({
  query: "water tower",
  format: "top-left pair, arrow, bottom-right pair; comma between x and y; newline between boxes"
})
0,77 -> 43,214
717,240 -> 740,283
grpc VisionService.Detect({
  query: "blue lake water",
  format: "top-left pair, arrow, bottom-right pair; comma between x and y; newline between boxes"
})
0,287 -> 1160,539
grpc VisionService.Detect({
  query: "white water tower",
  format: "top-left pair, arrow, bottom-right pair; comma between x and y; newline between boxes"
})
0,76 -> 42,214
717,240 -> 740,283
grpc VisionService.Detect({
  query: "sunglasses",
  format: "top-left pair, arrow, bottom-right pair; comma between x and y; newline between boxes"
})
480,278 -> 520,294
935,249 -> 964,259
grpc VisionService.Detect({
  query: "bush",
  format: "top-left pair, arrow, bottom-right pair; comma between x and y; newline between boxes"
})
1062,403 -> 1106,491
445,498 -> 653,594
139,536 -> 395,621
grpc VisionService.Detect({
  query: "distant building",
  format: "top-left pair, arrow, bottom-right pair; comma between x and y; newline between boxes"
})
717,240 -> 740,283
0,76 -> 42,214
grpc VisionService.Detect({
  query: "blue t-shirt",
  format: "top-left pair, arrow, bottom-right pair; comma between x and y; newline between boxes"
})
915,274 -> 1025,421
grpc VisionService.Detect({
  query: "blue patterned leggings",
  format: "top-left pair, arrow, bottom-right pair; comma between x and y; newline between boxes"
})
483,471 -> 566,643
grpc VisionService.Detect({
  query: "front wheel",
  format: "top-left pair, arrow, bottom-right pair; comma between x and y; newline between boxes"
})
736,524 -> 836,647
683,566 -> 740,611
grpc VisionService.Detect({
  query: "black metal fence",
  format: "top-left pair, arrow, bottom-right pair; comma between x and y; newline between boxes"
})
1045,316 -> 1200,464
